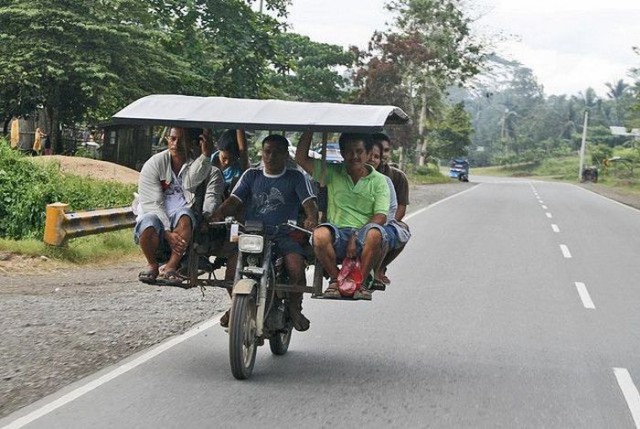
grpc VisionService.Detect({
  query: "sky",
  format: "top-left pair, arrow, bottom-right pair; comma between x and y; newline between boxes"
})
286,0 -> 640,97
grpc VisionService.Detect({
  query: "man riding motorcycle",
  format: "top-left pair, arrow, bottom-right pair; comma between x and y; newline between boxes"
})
211,134 -> 318,331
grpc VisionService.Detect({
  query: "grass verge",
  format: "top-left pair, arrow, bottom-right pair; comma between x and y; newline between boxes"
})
0,229 -> 140,265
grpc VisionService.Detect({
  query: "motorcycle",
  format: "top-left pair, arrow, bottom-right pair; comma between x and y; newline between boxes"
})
211,218 -> 314,379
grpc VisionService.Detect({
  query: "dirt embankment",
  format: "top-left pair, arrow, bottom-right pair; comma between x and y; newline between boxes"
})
29,155 -> 140,184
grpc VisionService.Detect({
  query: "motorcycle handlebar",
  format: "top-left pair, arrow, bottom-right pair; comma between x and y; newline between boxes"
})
284,220 -> 312,236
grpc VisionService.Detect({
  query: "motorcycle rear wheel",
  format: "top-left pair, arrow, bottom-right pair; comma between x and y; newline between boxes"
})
229,294 -> 258,380
269,327 -> 292,355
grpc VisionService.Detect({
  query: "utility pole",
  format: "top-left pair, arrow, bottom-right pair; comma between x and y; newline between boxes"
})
578,111 -> 589,181
500,108 -> 509,156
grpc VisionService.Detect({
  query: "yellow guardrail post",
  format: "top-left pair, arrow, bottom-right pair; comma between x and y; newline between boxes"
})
44,203 -> 136,246
44,203 -> 69,246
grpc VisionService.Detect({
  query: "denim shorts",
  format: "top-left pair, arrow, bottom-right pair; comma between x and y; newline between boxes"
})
383,224 -> 398,250
133,207 -> 196,244
318,222 -> 388,262
383,220 -> 410,250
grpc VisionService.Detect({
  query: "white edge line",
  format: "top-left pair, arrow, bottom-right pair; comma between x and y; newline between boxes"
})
405,184 -> 481,221
1,316 -> 222,429
560,244 -> 572,258
574,282 -> 595,309
614,367 -> 640,428
551,224 -> 560,233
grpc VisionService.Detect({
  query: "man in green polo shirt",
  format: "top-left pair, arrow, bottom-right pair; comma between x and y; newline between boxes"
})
295,131 -> 390,300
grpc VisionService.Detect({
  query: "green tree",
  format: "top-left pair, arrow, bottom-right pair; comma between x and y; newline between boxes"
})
356,0 -> 485,165
431,102 -> 472,160
0,0 -> 197,145
269,33 -> 356,102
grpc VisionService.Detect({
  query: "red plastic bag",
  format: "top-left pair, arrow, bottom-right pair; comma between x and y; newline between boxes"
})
337,257 -> 364,297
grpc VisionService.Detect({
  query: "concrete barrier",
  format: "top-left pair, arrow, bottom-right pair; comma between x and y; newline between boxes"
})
44,203 -> 135,246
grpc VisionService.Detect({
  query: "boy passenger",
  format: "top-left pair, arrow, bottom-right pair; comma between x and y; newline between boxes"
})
295,132 -> 389,300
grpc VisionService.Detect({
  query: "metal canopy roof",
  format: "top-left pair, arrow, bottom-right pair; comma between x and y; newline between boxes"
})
111,94 -> 410,132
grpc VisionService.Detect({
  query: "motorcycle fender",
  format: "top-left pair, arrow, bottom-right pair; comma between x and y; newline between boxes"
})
232,279 -> 257,296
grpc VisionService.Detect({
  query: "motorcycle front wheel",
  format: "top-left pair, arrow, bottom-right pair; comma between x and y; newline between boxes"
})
269,326 -> 292,355
229,294 -> 258,380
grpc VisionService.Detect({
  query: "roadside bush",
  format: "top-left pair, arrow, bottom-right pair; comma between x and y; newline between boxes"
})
409,163 -> 450,184
0,142 -> 135,240
414,164 -> 443,176
590,144 -> 613,166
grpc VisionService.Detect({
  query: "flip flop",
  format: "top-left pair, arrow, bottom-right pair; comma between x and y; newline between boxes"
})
369,278 -> 386,291
138,269 -> 158,285
322,281 -> 341,299
157,269 -> 184,287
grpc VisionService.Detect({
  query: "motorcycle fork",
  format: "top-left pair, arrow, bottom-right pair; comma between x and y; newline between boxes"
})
255,244 -> 272,337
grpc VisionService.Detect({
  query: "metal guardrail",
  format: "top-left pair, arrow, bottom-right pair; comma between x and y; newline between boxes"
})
44,203 -> 135,246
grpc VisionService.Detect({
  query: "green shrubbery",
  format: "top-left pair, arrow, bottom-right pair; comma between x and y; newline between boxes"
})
0,143 -> 135,240
408,163 -> 451,184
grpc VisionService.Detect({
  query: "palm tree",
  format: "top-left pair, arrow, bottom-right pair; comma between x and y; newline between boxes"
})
605,79 -> 629,125
605,79 -> 629,100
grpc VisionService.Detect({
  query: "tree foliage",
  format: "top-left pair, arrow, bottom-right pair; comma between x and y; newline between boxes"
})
0,0 -> 199,140
0,0 -> 356,143
269,33 -> 357,102
463,54 -> 640,167
430,102 -> 473,160
354,0 -> 485,164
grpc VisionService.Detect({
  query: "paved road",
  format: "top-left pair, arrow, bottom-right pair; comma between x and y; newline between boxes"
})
3,179 -> 640,428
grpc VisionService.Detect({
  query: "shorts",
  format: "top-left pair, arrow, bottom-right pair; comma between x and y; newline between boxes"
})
133,207 -> 196,244
318,222 -> 388,262
383,220 -> 411,250
272,233 -> 309,259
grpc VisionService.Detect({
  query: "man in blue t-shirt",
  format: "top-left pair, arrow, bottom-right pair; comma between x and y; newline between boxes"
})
211,134 -> 319,331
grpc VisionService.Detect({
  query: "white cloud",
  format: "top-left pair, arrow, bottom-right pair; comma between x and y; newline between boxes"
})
476,0 -> 640,95
287,0 -> 388,49
287,0 -> 640,96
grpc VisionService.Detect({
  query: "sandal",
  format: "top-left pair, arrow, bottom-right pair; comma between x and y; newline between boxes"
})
323,280 -> 341,299
365,274 -> 386,291
138,268 -> 158,284
157,269 -> 184,287
369,278 -> 386,291
353,287 -> 372,301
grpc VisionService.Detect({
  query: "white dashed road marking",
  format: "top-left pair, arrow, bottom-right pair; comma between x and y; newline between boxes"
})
542,205 -> 548,209
614,368 -> 640,428
560,244 -> 572,258
546,212 -> 553,218
551,224 -> 560,233
574,282 -> 595,309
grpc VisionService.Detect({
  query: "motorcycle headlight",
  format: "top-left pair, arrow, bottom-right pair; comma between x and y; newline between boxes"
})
238,234 -> 264,253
